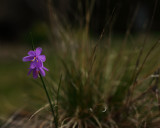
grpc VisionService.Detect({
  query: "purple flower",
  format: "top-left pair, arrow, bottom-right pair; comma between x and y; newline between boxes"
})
23,47 -> 48,79
28,66 -> 49,79
23,47 -> 46,68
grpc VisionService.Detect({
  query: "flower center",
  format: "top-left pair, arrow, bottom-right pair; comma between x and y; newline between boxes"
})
31,57 -> 38,62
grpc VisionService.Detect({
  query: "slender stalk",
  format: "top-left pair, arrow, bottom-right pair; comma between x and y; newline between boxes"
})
39,74 -> 58,128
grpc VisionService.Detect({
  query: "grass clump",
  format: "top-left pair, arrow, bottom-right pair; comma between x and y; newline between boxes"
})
43,24 -> 160,128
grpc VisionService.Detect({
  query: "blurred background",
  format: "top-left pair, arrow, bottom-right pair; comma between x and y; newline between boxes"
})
0,0 -> 160,125
0,0 -> 159,42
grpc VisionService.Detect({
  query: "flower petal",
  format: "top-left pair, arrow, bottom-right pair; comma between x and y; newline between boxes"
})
33,68 -> 38,79
43,66 -> 49,71
38,55 -> 46,62
28,50 -> 35,56
39,67 -> 45,76
36,60 -> 43,67
30,61 -> 36,69
30,60 -> 43,69
36,47 -> 42,56
28,69 -> 33,75
23,56 -> 34,62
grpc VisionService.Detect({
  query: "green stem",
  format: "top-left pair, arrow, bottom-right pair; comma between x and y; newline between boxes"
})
39,74 -> 58,128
